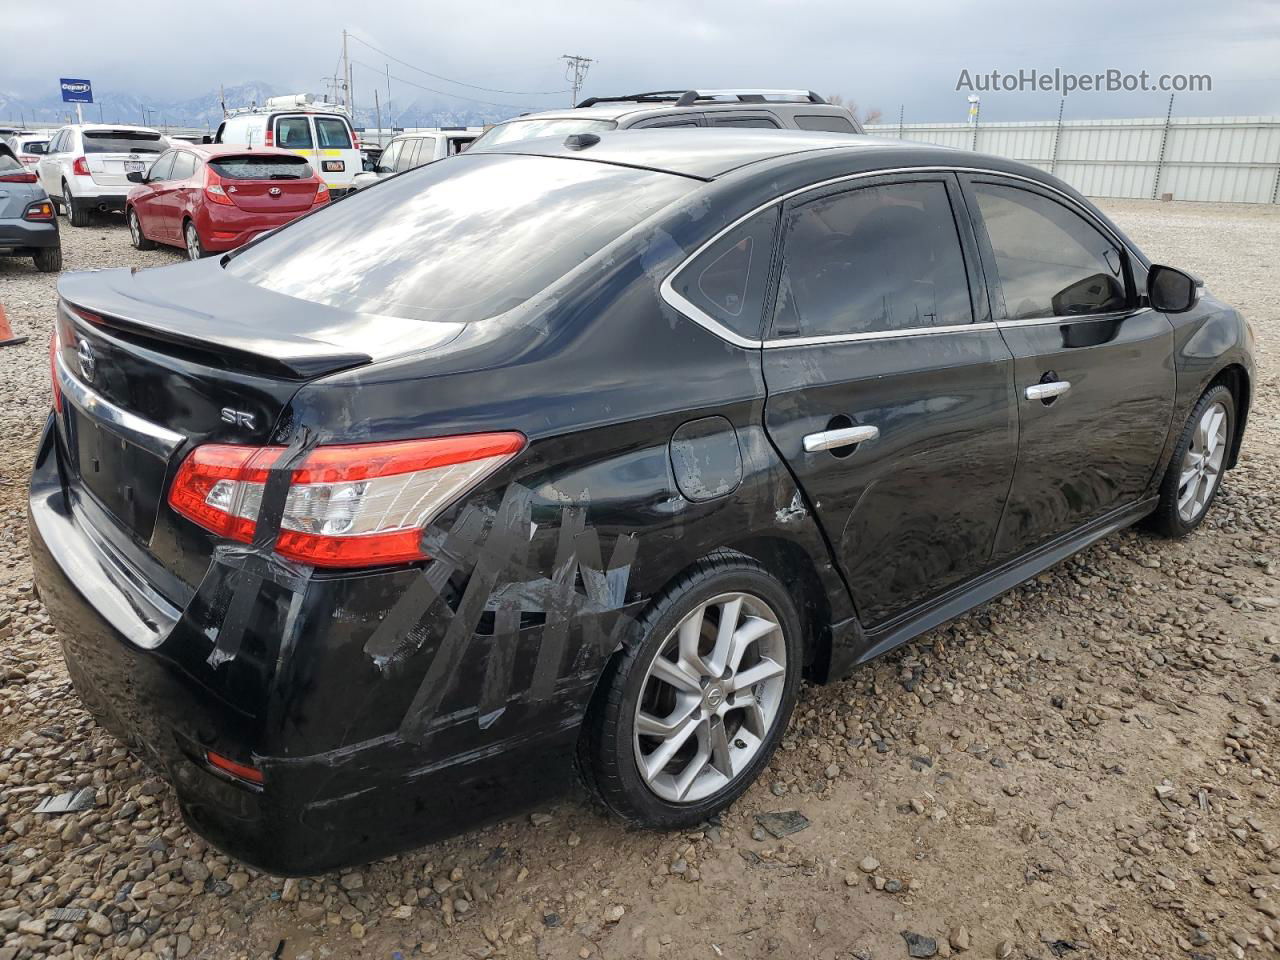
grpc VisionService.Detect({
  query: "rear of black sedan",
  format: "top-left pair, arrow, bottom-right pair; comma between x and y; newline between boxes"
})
29,130 -> 1251,874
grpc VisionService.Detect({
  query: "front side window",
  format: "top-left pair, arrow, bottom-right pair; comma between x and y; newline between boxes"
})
83,130 -> 165,154
670,208 -> 780,340
147,152 -> 176,182
376,140 -> 402,174
315,117 -> 353,149
225,154 -> 695,324
275,117 -> 313,150
772,180 -> 974,338
973,182 -> 1127,319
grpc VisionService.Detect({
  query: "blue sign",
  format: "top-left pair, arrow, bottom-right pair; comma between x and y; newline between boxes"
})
60,79 -> 93,104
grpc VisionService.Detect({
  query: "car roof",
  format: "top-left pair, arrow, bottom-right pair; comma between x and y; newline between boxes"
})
502,100 -> 855,124
487,129 -> 908,180
65,123 -> 162,133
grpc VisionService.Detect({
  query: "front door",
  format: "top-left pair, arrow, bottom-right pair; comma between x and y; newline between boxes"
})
961,176 -> 1176,561
762,173 -> 1019,628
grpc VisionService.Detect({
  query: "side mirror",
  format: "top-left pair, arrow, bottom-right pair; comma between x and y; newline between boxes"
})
1147,264 -> 1202,314
352,171 -> 378,190
126,171 -> 145,184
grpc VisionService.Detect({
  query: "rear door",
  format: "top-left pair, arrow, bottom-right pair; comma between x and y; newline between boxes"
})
961,175 -> 1176,560
761,173 -> 1018,628
82,129 -> 166,188
38,129 -> 69,196
312,115 -> 359,190
134,151 -> 176,242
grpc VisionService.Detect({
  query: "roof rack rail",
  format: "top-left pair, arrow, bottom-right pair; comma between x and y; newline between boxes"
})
575,88 -> 826,109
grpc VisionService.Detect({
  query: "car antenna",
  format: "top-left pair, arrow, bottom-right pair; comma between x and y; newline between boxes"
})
564,133 -> 600,150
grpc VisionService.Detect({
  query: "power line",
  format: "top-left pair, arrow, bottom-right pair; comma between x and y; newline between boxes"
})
560,55 -> 594,107
348,34 -> 569,97
349,60 -> 540,111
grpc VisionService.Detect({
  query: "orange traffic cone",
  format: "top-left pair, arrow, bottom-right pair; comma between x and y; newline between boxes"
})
0,303 -> 29,347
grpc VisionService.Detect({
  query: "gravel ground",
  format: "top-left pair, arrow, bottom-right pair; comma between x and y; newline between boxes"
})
0,201 -> 1276,960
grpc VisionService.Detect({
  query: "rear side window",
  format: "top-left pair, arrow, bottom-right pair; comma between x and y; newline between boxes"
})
772,180 -> 974,338
972,183 -> 1127,319
315,117 -> 352,149
794,114 -> 858,133
170,152 -> 197,180
708,116 -> 781,129
83,130 -> 165,154
225,154 -> 695,324
0,152 -> 21,174
275,117 -> 313,149
210,155 -> 312,180
395,140 -> 423,172
670,208 -> 780,340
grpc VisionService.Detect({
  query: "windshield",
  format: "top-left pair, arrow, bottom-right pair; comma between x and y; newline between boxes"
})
225,153 -> 694,324
83,130 -> 165,154
470,117 -> 617,149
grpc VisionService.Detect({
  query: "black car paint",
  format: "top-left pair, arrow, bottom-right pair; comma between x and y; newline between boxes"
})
29,133 -> 1253,873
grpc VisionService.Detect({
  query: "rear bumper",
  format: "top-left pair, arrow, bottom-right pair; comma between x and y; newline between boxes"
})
70,188 -> 128,211
0,218 -> 59,251
27,418 -> 583,874
196,206 -> 318,252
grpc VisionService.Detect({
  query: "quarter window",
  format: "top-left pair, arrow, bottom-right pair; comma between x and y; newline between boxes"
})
771,180 -> 974,338
709,116 -> 781,129
275,117 -> 313,150
794,114 -> 858,133
671,208 -> 780,340
973,183 -> 1127,319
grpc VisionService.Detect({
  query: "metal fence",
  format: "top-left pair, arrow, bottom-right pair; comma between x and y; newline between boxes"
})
864,114 -> 1280,204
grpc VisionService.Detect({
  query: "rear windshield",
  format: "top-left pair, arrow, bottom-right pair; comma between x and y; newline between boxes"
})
470,117 -> 617,149
0,153 -> 22,173
83,130 -> 165,154
225,154 -> 694,324
315,117 -> 353,149
210,155 -> 313,180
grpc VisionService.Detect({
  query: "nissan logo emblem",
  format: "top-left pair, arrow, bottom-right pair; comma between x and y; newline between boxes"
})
76,339 -> 96,383
269,187 -> 282,196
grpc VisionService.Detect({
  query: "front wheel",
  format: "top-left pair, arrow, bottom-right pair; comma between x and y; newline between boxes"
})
1148,384 -> 1235,537
580,551 -> 803,828
184,221 -> 204,261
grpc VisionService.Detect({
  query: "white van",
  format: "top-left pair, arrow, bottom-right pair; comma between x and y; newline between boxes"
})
215,96 -> 361,196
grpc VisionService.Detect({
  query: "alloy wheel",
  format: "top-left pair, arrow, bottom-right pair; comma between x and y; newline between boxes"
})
185,224 -> 202,261
128,211 -> 141,247
1177,401 -> 1228,523
633,592 -> 787,804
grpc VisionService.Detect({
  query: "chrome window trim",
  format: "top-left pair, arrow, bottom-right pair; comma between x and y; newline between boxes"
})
994,307 -> 1152,329
659,164 -> 1145,349
55,353 -> 186,459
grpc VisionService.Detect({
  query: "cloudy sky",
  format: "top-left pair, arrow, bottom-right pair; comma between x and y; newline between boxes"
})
5,0 -> 1279,122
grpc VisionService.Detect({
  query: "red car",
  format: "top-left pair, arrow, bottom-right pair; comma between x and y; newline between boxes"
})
126,144 -> 329,259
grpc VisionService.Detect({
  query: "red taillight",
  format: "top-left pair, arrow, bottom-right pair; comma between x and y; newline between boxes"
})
72,157 -> 90,176
204,169 -> 234,206
263,129 -> 274,148
313,183 -> 330,204
168,434 -> 527,568
0,171 -> 37,183
352,130 -> 361,150
206,751 -> 264,785
49,331 -> 62,413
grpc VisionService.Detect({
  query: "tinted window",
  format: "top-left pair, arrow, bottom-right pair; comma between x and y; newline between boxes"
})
709,116 -> 780,128
275,117 -> 313,149
83,130 -> 165,154
410,138 -> 438,167
634,120 -> 700,128
226,154 -> 695,324
170,152 -> 197,180
147,152 -> 176,182
470,118 -> 617,149
772,180 -> 973,338
315,117 -> 352,149
794,114 -> 858,133
671,208 -> 780,340
210,155 -> 312,179
396,140 -> 423,172
973,183 -> 1127,319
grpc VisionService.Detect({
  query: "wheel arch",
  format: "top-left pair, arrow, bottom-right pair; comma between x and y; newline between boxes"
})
1206,363 -> 1250,469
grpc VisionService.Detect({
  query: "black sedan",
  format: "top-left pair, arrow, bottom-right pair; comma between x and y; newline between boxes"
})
29,130 -> 1253,874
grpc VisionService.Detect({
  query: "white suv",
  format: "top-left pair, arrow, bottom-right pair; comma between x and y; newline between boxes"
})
37,124 -> 167,226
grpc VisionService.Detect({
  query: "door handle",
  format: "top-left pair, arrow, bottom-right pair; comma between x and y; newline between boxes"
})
803,424 -> 879,453
1025,380 -> 1071,401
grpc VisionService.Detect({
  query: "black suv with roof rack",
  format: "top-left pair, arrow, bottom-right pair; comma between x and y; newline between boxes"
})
468,88 -> 864,150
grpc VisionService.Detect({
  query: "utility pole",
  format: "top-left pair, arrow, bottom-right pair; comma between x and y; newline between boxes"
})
386,63 -> 393,130
374,88 -> 382,148
561,54 -> 594,106
343,29 -> 355,119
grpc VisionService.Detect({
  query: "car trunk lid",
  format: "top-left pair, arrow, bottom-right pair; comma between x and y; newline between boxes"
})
209,154 -> 320,213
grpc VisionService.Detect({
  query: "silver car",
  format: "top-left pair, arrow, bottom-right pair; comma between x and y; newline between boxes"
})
0,144 -> 61,272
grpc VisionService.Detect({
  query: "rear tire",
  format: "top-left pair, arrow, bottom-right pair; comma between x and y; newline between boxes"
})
184,220 -> 204,260
33,246 -> 62,273
63,183 -> 90,227
128,208 -> 156,250
1148,384 -> 1235,537
580,551 -> 803,829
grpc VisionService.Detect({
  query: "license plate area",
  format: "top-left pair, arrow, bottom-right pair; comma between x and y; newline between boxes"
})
125,161 -> 145,173
65,405 -> 168,541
